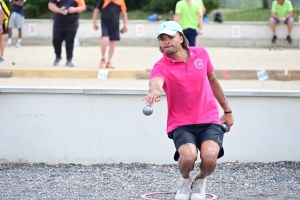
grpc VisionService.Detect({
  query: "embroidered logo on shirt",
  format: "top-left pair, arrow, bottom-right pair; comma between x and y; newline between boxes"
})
194,59 -> 203,69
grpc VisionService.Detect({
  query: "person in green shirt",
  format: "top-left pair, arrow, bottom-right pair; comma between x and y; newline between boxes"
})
174,0 -> 203,46
270,0 -> 294,44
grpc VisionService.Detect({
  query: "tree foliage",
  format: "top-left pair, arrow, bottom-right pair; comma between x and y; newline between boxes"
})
24,0 -> 49,18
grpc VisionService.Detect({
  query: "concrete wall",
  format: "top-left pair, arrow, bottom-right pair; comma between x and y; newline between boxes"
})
0,87 -> 300,164
15,20 -> 300,48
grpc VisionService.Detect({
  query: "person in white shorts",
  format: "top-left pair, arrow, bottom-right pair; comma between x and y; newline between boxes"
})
7,0 -> 26,48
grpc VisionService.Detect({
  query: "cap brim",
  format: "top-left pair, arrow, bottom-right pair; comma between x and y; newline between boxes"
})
157,29 -> 177,37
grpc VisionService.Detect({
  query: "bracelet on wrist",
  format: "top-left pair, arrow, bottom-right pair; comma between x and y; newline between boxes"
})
224,111 -> 232,114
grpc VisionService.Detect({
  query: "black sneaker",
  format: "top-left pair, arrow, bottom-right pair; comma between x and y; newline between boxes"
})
54,57 -> 61,66
286,35 -> 292,44
66,60 -> 74,67
271,35 -> 277,43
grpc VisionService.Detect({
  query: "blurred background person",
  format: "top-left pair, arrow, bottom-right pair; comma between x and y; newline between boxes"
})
174,0 -> 203,47
270,0 -> 294,44
48,0 -> 86,67
93,0 -> 128,69
7,0 -> 26,48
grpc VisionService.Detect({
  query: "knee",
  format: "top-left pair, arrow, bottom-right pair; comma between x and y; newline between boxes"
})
201,154 -> 217,167
288,18 -> 294,25
179,152 -> 197,165
101,37 -> 108,42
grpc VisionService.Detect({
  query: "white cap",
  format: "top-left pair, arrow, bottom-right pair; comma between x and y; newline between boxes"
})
156,21 -> 183,37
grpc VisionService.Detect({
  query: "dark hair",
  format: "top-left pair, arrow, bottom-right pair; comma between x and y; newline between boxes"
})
158,32 -> 190,53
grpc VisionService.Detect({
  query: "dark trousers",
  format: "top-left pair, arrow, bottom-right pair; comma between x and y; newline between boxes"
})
183,28 -> 198,47
52,26 -> 77,60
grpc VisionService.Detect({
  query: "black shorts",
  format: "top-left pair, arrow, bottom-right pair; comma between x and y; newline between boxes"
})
168,123 -> 226,161
101,24 -> 120,41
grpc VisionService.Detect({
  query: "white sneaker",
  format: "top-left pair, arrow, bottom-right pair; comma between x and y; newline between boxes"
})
16,42 -> 21,48
190,178 -> 207,200
175,177 -> 192,200
6,42 -> 11,47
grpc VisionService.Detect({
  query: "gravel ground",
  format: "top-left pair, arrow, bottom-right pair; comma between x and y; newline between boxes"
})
0,161 -> 299,200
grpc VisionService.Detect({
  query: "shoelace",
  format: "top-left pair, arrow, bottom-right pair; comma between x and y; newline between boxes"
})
191,179 -> 206,194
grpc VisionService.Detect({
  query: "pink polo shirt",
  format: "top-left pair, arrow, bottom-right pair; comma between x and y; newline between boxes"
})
151,47 -> 221,133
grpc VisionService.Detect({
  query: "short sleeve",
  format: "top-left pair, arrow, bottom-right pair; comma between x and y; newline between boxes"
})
76,0 -> 86,6
96,0 -> 104,9
207,59 -> 214,74
288,2 -> 293,11
271,1 -> 276,12
0,4 -> 2,9
120,0 -> 126,11
175,2 -> 181,14
197,3 -> 202,15
150,62 -> 165,80
49,0 -> 56,3
205,51 -> 214,74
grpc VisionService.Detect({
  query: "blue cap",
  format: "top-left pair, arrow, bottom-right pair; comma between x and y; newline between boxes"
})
156,21 -> 183,37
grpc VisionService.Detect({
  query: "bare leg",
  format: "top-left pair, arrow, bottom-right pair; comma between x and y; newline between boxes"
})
287,19 -> 293,35
270,19 -> 276,35
178,143 -> 198,179
8,28 -> 12,39
0,34 -> 5,57
18,28 -> 22,40
195,140 -> 220,179
101,36 -> 109,59
107,40 -> 116,62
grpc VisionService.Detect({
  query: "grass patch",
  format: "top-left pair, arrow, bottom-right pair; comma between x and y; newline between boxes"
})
207,8 -> 300,21
79,11 -> 173,21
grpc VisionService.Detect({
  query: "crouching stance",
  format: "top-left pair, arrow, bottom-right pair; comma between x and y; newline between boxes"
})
142,21 -> 234,200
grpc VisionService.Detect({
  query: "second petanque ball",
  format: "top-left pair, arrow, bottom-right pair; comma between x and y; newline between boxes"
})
12,62 -> 15,65
143,105 -> 153,116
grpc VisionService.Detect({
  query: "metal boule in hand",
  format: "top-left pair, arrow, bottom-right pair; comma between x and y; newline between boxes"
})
222,123 -> 228,132
143,105 -> 153,116
61,6 -> 68,13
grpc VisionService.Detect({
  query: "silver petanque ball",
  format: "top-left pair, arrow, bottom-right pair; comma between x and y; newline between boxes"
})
142,105 -> 153,116
222,123 -> 228,131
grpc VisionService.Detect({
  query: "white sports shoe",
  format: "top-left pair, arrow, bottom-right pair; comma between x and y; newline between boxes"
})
190,178 -> 207,200
175,177 -> 192,200
16,42 -> 21,48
